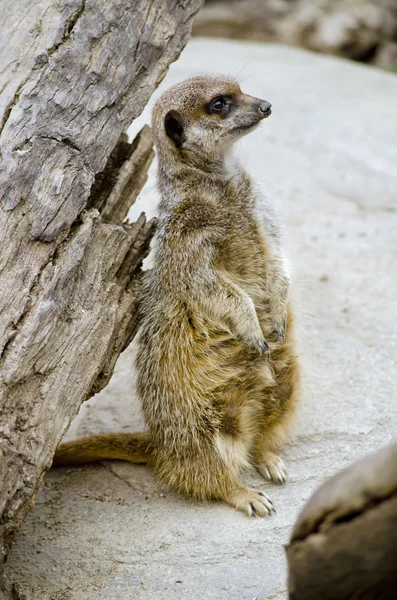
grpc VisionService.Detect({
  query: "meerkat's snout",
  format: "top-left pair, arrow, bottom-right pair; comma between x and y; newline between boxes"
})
239,95 -> 272,124
225,94 -> 272,141
258,100 -> 272,118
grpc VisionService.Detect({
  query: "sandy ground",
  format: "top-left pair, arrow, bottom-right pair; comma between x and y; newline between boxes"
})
5,39 -> 397,600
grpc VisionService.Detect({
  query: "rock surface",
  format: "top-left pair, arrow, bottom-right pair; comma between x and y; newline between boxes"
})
287,442 -> 397,598
5,39 -> 397,600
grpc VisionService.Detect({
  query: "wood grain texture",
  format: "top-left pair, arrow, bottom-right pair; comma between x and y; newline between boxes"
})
0,0 -> 203,584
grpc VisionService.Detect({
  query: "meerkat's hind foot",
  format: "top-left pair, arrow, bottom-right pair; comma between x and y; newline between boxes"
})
226,486 -> 275,517
257,452 -> 288,485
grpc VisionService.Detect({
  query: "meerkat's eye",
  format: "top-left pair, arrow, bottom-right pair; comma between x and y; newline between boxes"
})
207,95 -> 232,115
211,97 -> 226,111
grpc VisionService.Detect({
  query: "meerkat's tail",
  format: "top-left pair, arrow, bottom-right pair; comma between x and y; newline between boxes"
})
52,432 -> 151,467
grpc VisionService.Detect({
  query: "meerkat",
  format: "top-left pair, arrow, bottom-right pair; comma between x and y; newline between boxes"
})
54,75 -> 300,517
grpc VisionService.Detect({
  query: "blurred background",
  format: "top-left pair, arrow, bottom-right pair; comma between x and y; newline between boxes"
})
193,0 -> 397,70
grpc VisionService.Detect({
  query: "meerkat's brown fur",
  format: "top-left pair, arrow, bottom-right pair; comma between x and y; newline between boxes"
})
54,75 -> 300,517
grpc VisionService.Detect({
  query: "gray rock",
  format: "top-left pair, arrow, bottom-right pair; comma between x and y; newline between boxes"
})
287,442 -> 397,599
5,39 -> 397,600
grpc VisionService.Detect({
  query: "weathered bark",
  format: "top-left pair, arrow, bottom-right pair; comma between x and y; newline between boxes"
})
287,442 -> 397,599
0,0 -> 203,587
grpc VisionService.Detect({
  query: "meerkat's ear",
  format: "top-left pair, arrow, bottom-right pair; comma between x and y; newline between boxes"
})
164,110 -> 185,148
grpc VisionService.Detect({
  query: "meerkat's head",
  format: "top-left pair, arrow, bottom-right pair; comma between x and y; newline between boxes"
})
152,74 -> 271,162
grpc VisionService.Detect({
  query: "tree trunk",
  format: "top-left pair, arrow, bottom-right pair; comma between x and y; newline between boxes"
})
0,0 -> 203,588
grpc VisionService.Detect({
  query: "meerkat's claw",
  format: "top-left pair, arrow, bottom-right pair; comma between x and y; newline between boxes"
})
272,318 -> 286,342
246,333 -> 270,355
229,487 -> 275,517
256,340 -> 270,354
257,453 -> 288,485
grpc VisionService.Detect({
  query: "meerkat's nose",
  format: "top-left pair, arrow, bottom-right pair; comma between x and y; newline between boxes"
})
258,100 -> 272,117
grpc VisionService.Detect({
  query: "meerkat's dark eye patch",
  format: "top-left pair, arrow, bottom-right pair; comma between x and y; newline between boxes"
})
206,95 -> 234,116
164,110 -> 185,148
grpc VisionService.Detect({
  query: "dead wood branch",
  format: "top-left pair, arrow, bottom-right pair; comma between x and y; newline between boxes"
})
0,0 -> 203,590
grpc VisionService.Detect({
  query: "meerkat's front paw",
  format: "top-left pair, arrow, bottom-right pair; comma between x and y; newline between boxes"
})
245,331 -> 270,355
257,452 -> 288,485
227,486 -> 276,517
272,315 -> 287,343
